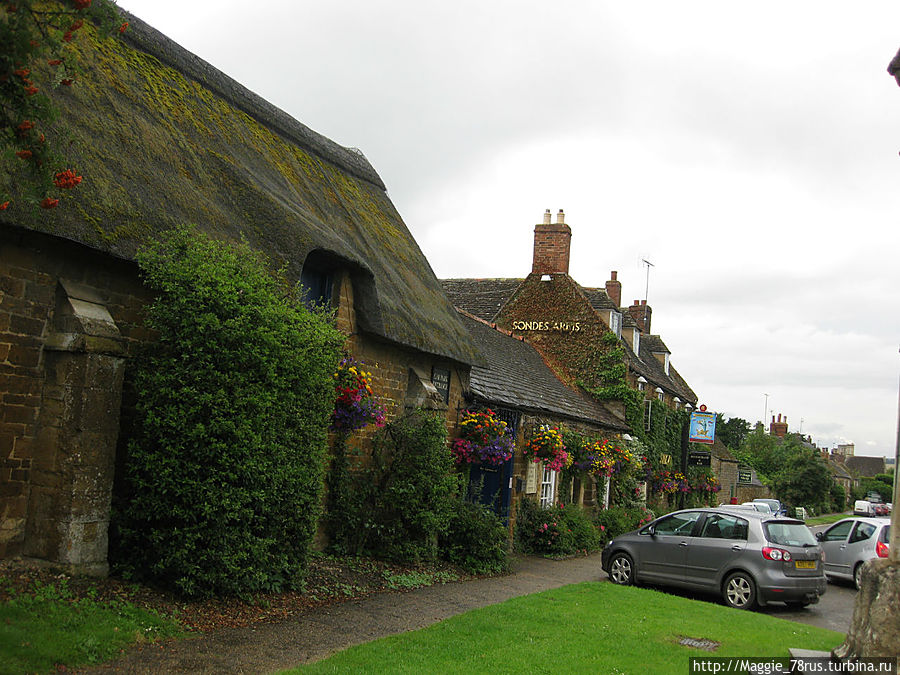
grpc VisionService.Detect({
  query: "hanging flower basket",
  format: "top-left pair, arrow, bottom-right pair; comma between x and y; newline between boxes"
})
588,438 -> 637,477
523,426 -> 570,472
692,474 -> 721,493
450,409 -> 514,466
330,356 -> 386,432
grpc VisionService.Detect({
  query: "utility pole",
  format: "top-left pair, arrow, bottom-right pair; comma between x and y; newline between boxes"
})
763,393 -> 769,429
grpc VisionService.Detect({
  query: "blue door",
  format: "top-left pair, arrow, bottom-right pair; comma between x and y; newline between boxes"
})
469,456 -> 514,520
467,407 -> 517,522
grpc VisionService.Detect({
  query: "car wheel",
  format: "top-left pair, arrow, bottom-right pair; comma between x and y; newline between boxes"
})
723,572 -> 757,610
854,563 -> 864,590
608,552 -> 634,586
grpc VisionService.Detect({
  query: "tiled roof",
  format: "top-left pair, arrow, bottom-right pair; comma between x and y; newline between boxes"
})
845,456 -> 886,478
579,286 -> 619,313
441,279 -> 523,322
459,312 -> 629,431
441,278 -> 698,403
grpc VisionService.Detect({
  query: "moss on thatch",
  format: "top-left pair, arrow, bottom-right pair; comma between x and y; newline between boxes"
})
0,13 -> 481,366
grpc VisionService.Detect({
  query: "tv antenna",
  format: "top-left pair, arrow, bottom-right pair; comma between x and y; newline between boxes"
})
641,259 -> 654,303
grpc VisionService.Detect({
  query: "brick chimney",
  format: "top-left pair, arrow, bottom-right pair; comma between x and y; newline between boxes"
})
532,209 -> 572,275
605,271 -> 622,309
627,299 -> 652,333
770,413 -> 788,438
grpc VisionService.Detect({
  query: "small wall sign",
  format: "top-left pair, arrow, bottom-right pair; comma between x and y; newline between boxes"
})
431,366 -> 450,404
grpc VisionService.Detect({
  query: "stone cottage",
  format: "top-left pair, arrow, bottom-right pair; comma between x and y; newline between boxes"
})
455,310 -> 628,529
0,13 -> 481,574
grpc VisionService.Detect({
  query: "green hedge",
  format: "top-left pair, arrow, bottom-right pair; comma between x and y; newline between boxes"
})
113,226 -> 343,598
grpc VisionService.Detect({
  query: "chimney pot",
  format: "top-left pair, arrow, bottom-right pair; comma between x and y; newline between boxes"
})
605,271 -> 622,308
532,209 -> 572,275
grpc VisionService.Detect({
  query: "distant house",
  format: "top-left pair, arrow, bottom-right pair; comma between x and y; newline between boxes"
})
0,14 -> 481,573
845,456 -> 887,479
443,210 -> 702,507
457,310 -> 628,524
443,210 -> 698,417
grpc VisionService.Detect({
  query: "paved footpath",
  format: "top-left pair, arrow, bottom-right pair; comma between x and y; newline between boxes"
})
80,554 -> 605,674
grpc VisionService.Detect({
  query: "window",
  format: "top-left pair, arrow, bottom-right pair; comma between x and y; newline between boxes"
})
650,511 -> 701,536
637,376 -> 647,392
300,253 -> 336,308
850,522 -> 877,544
609,311 -> 621,338
701,514 -> 748,540
655,387 -> 664,403
823,520 -> 854,542
643,398 -> 652,432
664,353 -> 670,376
540,466 -> 557,508
633,331 -> 640,355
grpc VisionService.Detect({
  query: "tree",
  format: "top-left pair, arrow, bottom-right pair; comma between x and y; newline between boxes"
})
771,449 -> 834,512
114,226 -> 344,598
1,0 -> 126,208
717,415 -> 752,452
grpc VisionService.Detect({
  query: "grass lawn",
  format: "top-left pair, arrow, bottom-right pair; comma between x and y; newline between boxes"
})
0,575 -> 182,675
806,513 -> 851,527
289,582 -> 844,674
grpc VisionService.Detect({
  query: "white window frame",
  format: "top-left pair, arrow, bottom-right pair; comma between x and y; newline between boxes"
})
609,311 -> 622,338
633,330 -> 640,356
540,466 -> 557,508
664,353 -> 670,375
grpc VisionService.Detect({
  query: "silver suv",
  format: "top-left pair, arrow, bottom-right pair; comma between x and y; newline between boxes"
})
601,507 -> 826,610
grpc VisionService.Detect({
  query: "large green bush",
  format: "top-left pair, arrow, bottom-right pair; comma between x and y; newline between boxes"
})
328,410 -> 459,563
515,499 -> 600,556
439,501 -> 510,575
114,226 -> 343,598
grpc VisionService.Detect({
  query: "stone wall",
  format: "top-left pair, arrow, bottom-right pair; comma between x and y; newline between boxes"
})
1,227 -> 151,573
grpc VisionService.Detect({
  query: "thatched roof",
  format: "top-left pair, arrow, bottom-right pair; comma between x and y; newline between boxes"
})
0,13 -> 481,366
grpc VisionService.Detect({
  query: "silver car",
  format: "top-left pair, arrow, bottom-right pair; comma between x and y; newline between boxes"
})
600,507 -> 826,610
815,517 -> 891,589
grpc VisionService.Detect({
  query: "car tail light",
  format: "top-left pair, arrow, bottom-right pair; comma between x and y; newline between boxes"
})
762,546 -> 792,562
876,541 -> 889,558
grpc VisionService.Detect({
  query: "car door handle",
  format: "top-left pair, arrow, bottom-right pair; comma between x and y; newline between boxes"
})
731,545 -> 742,551
840,545 -> 847,550
679,541 -> 688,547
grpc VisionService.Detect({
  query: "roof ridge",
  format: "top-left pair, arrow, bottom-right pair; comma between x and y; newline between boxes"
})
120,11 -> 386,190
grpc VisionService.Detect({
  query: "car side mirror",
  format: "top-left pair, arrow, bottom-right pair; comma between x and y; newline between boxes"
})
815,532 -> 824,541
646,525 -> 656,536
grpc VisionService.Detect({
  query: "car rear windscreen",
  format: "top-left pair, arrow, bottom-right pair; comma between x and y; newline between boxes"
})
764,521 -> 817,547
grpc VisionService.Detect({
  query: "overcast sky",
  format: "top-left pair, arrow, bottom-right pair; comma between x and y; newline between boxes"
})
117,1 -> 900,458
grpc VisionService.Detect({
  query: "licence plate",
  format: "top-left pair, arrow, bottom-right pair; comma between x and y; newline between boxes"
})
795,560 -> 816,569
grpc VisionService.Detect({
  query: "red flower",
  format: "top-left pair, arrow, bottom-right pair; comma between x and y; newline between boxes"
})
16,120 -> 34,135
47,59 -> 63,67
24,85 -> 38,96
68,19 -> 84,32
15,150 -> 32,159
54,169 -> 83,189
72,0 -> 92,8
62,31 -> 73,42
0,201 -> 10,210
60,79 -> 74,86
13,68 -> 30,78
40,198 -> 59,209
119,22 -> 129,33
